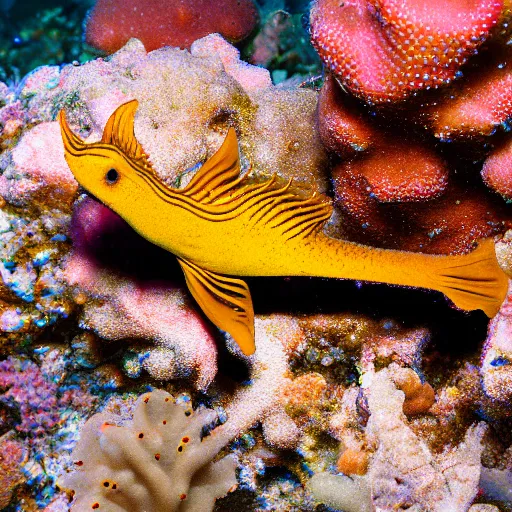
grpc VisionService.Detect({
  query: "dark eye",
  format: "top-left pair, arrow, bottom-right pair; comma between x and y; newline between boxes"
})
106,168 -> 119,184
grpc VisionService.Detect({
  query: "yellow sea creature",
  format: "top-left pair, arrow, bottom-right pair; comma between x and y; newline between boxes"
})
59,100 -> 509,356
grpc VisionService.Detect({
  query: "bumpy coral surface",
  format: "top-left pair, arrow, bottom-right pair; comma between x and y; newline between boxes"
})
59,35 -> 327,195
310,0 -> 503,104
310,367 -> 488,511
85,0 -> 259,54
320,73 -> 510,254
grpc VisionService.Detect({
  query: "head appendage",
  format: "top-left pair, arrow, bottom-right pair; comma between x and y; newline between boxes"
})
58,110 -> 87,155
59,101 -> 152,170
101,100 -> 152,169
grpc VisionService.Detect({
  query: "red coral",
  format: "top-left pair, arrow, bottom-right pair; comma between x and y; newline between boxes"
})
310,0 -> 503,104
85,0 -> 259,54
426,44 -> 512,140
320,76 -> 448,204
333,171 -> 507,253
482,138 -> 512,199
0,438 -> 25,509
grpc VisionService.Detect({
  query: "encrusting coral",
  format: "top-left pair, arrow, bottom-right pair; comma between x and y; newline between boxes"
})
309,366 -> 489,512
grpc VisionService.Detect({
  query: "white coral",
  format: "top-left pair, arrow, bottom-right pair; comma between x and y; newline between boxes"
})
60,316 -> 293,511
59,389 -> 237,511
309,366 -> 486,512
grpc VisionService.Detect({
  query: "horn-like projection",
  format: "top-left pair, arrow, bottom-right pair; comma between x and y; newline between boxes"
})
100,100 -> 150,169
58,109 -> 87,155
59,100 -> 151,169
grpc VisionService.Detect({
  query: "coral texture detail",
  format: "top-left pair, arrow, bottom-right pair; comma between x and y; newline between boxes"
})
310,0 -> 503,103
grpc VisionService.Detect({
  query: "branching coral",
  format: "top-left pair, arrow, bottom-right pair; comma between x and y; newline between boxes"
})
61,315 -> 294,510
60,389 -> 237,511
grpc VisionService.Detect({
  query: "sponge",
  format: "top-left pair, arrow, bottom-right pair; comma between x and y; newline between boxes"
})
59,389 -> 237,511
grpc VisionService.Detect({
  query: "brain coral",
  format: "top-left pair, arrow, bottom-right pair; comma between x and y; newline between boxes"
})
60,389 -> 237,511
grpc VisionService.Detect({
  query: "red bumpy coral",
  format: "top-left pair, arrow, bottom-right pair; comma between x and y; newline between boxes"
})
85,0 -> 259,54
310,0 -> 504,104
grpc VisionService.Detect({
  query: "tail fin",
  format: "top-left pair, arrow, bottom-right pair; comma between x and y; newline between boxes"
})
432,239 -> 509,318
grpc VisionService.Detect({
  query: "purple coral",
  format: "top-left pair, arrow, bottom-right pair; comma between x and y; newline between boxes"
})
0,356 -> 85,438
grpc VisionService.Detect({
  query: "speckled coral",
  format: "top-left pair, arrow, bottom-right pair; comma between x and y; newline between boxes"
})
0,436 -> 26,509
60,389 -> 238,511
310,0 -> 503,104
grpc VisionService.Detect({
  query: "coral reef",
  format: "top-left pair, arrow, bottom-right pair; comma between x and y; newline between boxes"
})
310,0 -> 512,254
61,315 -> 293,511
0,436 -> 26,509
64,196 -> 219,391
319,72 -> 510,253
1,1 -> 512,509
310,366 -> 488,511
85,0 -> 259,54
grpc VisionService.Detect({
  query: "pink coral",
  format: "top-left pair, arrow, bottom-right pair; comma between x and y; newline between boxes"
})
0,356 -> 93,438
482,137 -> 512,199
1,122 -> 77,207
191,34 -> 272,93
319,76 -> 448,203
426,44 -> 512,140
64,197 -> 218,390
310,0 -> 503,104
319,74 -> 509,254
481,281 -> 512,402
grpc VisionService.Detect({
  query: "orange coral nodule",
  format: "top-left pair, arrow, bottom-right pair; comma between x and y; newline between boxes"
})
336,447 -> 370,476
394,369 -> 436,416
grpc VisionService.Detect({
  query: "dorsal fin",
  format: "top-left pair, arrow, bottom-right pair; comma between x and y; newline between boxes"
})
101,100 -> 151,168
181,128 -> 242,203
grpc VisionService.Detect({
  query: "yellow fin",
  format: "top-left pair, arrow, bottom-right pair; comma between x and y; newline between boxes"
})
177,258 -> 255,356
181,128 -> 242,203
432,238 -> 508,317
251,189 -> 333,240
58,110 -> 86,154
101,100 -> 150,168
